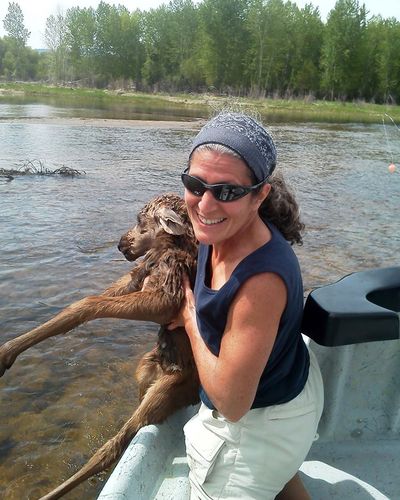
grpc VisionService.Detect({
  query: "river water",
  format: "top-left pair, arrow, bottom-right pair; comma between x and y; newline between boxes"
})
0,102 -> 399,499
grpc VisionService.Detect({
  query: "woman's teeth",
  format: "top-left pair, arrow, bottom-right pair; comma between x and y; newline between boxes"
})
198,214 -> 225,225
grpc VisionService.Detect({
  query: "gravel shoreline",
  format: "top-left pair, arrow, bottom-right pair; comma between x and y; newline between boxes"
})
0,116 -> 205,128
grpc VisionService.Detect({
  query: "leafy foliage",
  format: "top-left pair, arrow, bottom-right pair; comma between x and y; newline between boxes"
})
1,0 -> 399,103
3,2 -> 30,45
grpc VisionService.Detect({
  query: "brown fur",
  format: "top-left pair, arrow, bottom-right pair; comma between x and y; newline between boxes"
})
0,193 -> 200,500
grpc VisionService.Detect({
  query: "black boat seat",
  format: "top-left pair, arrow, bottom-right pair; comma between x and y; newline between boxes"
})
302,267 -> 400,346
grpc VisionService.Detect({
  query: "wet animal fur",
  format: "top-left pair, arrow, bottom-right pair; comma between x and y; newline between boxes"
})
0,193 -> 200,499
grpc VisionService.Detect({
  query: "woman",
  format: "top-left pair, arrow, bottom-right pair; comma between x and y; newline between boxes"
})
168,111 -> 324,500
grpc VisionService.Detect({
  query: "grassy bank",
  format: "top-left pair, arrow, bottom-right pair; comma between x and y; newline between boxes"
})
1,82 -> 399,124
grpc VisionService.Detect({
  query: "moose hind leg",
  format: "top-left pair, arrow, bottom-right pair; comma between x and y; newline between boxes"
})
39,371 -> 194,500
135,350 -> 163,401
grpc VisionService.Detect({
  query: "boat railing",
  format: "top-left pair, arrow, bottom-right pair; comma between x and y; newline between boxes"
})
99,266 -> 400,499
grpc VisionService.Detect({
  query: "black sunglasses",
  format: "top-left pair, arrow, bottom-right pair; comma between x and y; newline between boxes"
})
181,169 -> 267,202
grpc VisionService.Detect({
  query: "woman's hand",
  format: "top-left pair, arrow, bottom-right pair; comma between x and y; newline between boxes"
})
167,275 -> 196,330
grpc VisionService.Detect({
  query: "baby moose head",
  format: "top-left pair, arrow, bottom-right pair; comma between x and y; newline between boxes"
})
118,193 -> 197,262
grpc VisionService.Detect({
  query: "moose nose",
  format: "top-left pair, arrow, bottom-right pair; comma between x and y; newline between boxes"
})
118,236 -> 128,254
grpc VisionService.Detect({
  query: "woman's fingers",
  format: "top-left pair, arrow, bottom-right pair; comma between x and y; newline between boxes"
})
167,274 -> 193,330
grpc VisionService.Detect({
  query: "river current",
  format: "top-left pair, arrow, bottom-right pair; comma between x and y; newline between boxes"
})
0,103 -> 399,498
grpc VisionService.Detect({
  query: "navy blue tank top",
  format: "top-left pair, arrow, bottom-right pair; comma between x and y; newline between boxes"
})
194,220 -> 310,409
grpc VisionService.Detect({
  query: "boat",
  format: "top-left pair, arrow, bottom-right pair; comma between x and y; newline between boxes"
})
99,267 -> 400,499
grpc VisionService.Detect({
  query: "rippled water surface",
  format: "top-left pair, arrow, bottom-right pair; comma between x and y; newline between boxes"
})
0,103 -> 399,499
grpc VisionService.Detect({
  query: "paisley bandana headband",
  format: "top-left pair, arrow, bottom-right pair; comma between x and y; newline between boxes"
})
190,112 -> 277,182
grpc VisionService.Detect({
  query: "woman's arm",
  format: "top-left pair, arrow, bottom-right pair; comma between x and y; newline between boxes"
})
170,272 -> 287,422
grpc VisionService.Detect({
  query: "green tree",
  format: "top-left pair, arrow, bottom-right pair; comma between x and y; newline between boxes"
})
141,2 -> 199,90
142,4 -> 181,89
2,45 -> 17,78
123,9 -> 146,86
360,16 -> 383,101
65,6 -> 97,83
45,11 -> 69,82
371,17 -> 400,103
246,0 -> 268,95
3,2 -> 30,45
94,2 -> 144,84
0,38 -> 6,74
164,0 -> 200,89
290,3 -> 324,96
197,0 -> 250,92
2,2 -> 31,80
23,46 -> 41,80
246,0 -> 300,97
320,0 -> 368,100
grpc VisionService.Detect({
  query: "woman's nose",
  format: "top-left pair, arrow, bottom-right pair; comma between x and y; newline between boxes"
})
198,189 -> 217,211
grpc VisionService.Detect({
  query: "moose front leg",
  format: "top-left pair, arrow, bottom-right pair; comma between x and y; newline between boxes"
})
0,290 -> 181,376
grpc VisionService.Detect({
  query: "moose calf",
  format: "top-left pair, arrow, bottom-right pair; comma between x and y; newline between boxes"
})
0,193 -> 200,499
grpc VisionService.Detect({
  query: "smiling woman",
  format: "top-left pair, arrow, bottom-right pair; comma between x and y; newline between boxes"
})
167,111 -> 324,500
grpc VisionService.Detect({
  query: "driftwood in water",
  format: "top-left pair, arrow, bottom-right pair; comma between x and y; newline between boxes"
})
0,159 -> 85,179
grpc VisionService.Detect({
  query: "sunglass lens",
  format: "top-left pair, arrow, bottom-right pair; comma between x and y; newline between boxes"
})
217,185 -> 247,201
182,174 -> 206,197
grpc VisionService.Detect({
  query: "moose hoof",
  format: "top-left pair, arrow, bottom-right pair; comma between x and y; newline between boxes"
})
0,346 -> 15,377
0,360 -> 6,377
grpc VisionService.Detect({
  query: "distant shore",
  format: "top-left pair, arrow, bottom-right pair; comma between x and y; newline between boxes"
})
1,83 -> 399,124
0,116 -> 204,129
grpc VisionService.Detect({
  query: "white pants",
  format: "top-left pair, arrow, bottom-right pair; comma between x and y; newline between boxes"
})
184,348 -> 324,500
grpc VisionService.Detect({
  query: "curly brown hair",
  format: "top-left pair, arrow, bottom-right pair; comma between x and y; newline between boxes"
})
259,171 -> 304,245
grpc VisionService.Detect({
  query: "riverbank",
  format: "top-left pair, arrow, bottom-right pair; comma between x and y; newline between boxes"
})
0,82 -> 399,124
0,116 -> 203,129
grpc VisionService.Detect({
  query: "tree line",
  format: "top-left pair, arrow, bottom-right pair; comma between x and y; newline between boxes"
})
1,0 -> 399,103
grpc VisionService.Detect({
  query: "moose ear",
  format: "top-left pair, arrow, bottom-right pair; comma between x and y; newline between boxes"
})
157,207 -> 186,235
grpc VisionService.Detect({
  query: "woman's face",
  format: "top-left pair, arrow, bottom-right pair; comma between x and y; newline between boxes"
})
184,149 -> 270,247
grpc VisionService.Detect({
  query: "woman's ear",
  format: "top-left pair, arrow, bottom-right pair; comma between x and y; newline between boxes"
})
258,183 -> 271,205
